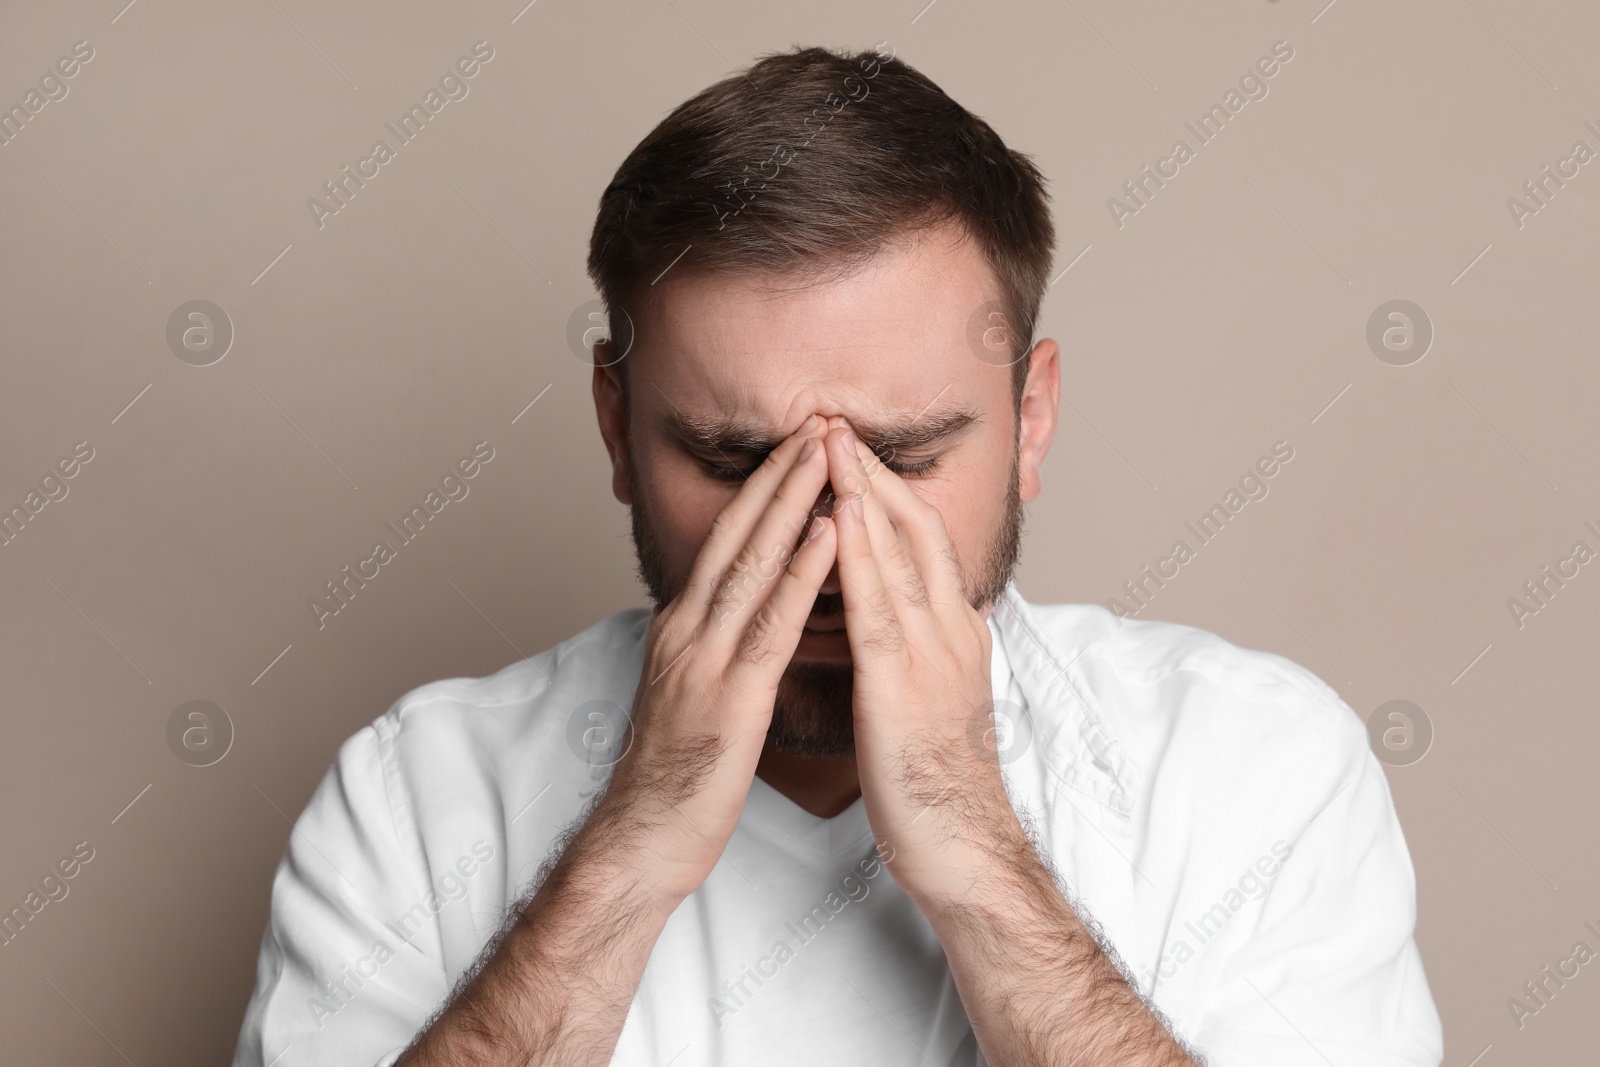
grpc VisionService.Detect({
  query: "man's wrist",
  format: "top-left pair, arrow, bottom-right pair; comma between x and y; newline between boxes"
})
398,818 -> 680,1066
905,818 -> 1055,928
564,793 -> 697,921
886,779 -> 1039,913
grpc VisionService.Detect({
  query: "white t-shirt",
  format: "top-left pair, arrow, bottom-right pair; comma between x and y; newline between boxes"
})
231,584 -> 1442,1066
620,624 -> 1024,1067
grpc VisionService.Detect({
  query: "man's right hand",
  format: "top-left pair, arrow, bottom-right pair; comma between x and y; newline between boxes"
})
397,414 -> 836,1066
591,412 -> 837,908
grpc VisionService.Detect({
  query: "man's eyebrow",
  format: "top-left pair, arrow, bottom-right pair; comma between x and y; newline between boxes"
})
663,411 -> 776,455
860,408 -> 980,453
662,405 -> 981,457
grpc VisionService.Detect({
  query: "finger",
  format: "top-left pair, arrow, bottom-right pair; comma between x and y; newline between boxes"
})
838,428 -> 965,610
829,438 -> 904,664
680,415 -> 824,622
725,515 -> 837,682
702,431 -> 833,640
827,427 -> 938,643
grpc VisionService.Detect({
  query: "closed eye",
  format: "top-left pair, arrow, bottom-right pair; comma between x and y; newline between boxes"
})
699,454 -> 942,483
880,456 -> 941,478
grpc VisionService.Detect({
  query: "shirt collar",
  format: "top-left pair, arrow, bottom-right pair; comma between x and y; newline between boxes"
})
990,581 -> 1139,820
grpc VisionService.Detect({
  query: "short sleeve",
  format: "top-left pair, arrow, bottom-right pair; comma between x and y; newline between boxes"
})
1190,723 -> 1443,1067
231,717 -> 450,1067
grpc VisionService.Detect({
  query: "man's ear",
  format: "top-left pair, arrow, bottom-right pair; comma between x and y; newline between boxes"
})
592,362 -> 632,505
1016,338 -> 1060,504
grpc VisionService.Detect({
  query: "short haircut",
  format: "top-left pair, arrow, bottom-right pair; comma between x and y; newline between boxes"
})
586,45 -> 1056,407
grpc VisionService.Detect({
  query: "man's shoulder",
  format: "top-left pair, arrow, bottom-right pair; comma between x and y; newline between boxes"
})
1006,592 -> 1384,897
368,605 -> 651,765
1022,597 -> 1341,706
1006,592 -> 1368,779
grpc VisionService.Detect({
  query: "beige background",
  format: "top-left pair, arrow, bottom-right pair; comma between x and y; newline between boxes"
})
1,0 -> 1595,1062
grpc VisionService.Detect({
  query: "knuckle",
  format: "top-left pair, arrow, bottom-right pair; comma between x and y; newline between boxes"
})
709,559 -> 757,611
895,573 -> 930,609
861,596 -> 902,654
758,442 -> 789,472
910,500 -> 949,543
863,619 -> 902,655
886,542 -> 922,583
735,607 -> 782,667
648,606 -> 688,653
706,508 -> 740,545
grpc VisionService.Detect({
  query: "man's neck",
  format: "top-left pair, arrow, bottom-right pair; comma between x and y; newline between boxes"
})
755,743 -> 861,818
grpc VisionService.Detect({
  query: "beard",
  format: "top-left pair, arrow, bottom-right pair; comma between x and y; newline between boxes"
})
628,444 -> 1024,757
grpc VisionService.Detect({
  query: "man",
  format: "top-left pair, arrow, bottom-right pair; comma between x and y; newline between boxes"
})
233,45 -> 1442,1066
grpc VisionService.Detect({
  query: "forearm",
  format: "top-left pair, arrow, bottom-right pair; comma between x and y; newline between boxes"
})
395,421 -> 833,1064
398,812 -> 677,1067
922,835 -> 1196,1067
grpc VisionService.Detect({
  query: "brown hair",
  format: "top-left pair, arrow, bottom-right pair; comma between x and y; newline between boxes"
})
586,44 -> 1055,406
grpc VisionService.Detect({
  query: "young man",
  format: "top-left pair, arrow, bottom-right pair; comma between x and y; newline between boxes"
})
233,46 -> 1442,1067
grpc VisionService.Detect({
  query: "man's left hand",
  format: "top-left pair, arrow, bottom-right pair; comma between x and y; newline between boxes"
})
822,420 -> 1031,911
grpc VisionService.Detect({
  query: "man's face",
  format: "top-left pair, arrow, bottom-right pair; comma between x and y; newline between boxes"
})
593,221 -> 1059,757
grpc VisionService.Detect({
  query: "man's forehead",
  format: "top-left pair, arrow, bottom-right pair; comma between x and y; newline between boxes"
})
637,317 -> 998,453
652,285 -> 970,376
627,220 -> 1011,447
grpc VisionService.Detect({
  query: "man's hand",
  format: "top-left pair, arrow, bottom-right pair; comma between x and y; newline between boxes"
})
820,421 -> 1022,909
596,413 -> 838,908
399,415 -> 836,1067
823,421 -> 1198,1067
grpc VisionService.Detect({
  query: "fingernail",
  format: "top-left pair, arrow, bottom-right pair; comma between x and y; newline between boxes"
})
847,494 -> 863,520
799,414 -> 821,435
798,438 -> 817,462
840,428 -> 856,450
